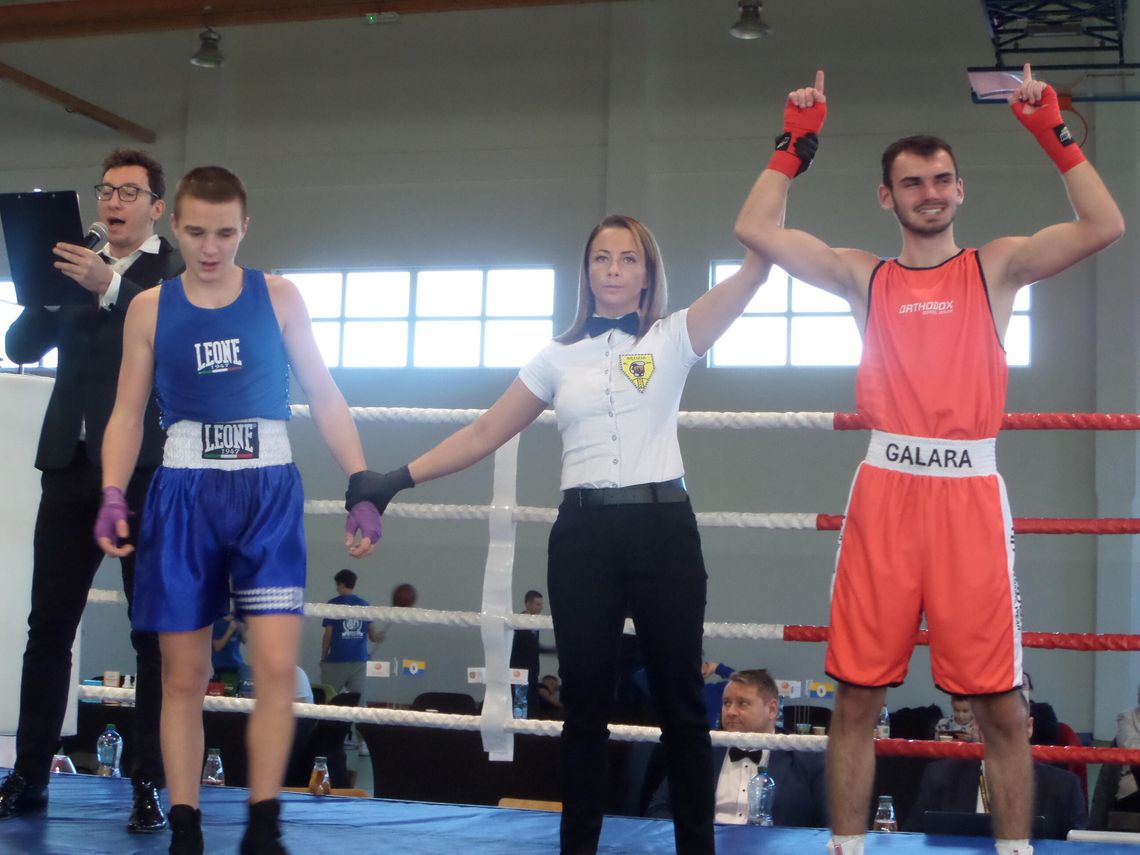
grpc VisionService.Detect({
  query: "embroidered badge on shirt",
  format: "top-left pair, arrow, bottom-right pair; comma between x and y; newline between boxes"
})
201,421 -> 259,460
621,354 -> 655,392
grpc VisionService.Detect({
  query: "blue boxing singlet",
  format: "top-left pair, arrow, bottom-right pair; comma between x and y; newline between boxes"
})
153,268 -> 291,429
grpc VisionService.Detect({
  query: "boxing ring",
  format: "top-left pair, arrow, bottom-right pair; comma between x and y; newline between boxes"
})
6,397 -> 1140,852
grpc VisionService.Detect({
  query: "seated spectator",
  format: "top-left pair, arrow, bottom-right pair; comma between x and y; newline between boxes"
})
536,674 -> 563,719
934,696 -> 980,742
907,692 -> 1086,840
1118,683 -> 1140,754
647,669 -> 827,828
1089,745 -> 1139,830
1024,671 -> 1088,800
1090,684 -> 1140,830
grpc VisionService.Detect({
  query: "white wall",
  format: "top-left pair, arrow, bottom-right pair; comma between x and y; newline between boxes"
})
0,0 -> 1135,736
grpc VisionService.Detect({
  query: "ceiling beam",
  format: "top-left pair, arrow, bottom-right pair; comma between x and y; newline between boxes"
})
0,61 -> 156,141
0,0 -> 623,43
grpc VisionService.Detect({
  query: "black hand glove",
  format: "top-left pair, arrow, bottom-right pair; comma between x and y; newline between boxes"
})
774,131 -> 820,176
345,465 -> 414,514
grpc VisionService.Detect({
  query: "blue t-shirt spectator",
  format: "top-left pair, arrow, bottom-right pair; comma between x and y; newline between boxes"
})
322,594 -> 372,662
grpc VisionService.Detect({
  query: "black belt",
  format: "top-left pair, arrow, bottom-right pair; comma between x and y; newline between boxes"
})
563,478 -> 688,507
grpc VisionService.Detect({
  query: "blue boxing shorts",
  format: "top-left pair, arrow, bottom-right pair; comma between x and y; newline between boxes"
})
132,418 -> 307,632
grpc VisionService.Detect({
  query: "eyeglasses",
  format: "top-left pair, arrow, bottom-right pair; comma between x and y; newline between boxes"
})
94,183 -> 159,203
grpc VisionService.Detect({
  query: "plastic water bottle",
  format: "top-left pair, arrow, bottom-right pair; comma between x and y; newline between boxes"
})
876,704 -> 890,738
746,768 -> 776,826
308,756 -> 331,796
201,748 -> 225,786
512,684 -> 528,719
873,795 -> 897,831
96,723 -> 123,777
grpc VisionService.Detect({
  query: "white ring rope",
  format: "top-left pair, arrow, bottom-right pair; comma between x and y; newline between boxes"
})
290,405 -> 838,431
86,590 -> 789,641
306,499 -> 821,530
80,685 -> 827,751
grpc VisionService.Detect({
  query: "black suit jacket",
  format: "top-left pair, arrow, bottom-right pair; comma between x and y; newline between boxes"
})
906,758 -> 1087,840
5,238 -> 182,470
510,626 -> 556,689
647,745 -> 828,828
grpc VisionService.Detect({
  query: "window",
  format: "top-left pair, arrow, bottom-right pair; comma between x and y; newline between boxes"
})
0,280 -> 57,370
1004,287 -> 1032,366
709,263 -> 1032,367
282,267 -> 555,368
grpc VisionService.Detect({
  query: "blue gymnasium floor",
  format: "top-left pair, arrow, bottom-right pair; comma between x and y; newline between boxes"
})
0,770 -> 1122,854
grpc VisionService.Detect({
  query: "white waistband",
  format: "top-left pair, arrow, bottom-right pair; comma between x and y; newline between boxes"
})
163,418 -> 292,470
865,430 -> 996,478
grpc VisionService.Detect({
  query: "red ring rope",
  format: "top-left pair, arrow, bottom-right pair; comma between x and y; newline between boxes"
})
781,625 -> 1140,651
873,738 -> 1140,764
832,412 -> 1140,431
813,514 -> 1140,535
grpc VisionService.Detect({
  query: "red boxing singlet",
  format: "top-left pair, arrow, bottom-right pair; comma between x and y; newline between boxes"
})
826,249 -> 1022,695
857,249 -> 1007,440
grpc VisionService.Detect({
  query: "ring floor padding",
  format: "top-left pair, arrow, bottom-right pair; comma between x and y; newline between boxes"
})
0,769 -> 1116,854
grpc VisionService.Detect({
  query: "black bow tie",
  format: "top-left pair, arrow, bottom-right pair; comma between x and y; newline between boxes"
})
728,747 -> 764,764
586,312 -> 640,337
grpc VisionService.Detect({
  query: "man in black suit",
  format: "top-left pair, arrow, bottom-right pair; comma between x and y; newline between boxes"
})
0,149 -> 182,833
907,693 -> 1087,840
647,669 -> 827,828
509,590 -> 556,716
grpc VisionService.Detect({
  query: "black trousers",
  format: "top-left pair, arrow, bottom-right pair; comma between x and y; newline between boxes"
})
548,499 -> 713,855
15,449 -> 163,788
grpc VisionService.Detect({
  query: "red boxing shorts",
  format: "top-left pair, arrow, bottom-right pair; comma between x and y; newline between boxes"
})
825,430 -> 1022,696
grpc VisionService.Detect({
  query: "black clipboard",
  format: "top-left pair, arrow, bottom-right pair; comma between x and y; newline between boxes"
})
0,190 -> 93,306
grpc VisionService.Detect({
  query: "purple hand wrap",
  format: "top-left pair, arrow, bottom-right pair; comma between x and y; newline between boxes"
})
94,486 -> 129,546
346,500 -> 382,544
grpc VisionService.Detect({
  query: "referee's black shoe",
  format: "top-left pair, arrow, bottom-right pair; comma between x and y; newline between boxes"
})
127,779 -> 167,833
0,771 -> 48,819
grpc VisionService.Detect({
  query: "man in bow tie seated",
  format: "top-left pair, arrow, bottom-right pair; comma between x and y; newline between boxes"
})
647,669 -> 828,827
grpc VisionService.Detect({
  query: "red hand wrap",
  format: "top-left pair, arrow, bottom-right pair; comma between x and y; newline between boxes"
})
1011,85 -> 1085,173
768,99 -> 827,179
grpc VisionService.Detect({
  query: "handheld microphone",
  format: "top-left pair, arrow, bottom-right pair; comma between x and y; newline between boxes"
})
83,221 -> 109,250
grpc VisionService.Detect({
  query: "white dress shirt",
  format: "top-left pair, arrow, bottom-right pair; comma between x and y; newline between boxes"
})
518,309 -> 699,490
99,233 -> 162,310
714,748 -> 770,825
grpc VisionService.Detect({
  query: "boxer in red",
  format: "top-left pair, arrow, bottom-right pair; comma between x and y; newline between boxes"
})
734,66 -> 1123,855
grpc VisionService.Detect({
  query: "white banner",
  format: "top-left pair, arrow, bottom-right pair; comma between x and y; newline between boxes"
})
0,375 -> 74,735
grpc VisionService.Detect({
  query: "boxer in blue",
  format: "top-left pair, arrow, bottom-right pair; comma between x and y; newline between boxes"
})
96,166 -> 380,855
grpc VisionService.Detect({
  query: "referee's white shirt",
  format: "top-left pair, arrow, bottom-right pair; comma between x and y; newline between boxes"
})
518,309 -> 699,490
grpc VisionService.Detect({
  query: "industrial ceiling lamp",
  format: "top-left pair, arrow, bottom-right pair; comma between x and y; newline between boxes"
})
730,1 -> 771,40
190,28 -> 223,67
190,7 -> 224,68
